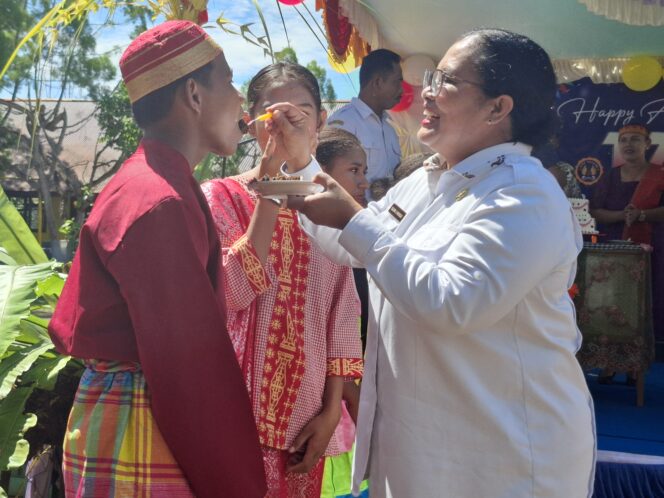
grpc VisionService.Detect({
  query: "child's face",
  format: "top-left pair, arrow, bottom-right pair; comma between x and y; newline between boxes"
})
249,81 -> 325,155
327,148 -> 369,206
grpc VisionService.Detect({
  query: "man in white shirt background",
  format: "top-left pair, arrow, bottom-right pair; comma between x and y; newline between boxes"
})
327,49 -> 403,198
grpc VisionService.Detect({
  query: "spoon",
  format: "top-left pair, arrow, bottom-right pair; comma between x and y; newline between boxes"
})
238,111 -> 272,134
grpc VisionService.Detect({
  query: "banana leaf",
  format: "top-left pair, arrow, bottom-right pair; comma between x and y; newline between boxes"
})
19,355 -> 71,391
0,249 -> 16,266
0,263 -> 57,359
0,188 -> 48,266
15,317 -> 52,346
0,343 -> 53,399
0,387 -> 37,470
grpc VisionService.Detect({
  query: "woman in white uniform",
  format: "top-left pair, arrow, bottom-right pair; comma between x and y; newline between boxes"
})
283,28 -> 596,498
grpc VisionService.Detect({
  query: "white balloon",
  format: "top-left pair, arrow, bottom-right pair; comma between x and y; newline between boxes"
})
402,54 -> 436,86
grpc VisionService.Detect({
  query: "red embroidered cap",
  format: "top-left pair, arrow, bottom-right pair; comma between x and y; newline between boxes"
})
119,20 -> 221,103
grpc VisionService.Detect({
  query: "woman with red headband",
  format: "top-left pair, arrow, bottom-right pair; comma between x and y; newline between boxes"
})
590,124 -> 664,382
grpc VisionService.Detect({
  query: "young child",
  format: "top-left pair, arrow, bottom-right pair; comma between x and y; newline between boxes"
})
316,127 -> 369,208
316,127 -> 370,355
315,127 -> 370,498
48,21 -> 265,498
201,63 -> 363,497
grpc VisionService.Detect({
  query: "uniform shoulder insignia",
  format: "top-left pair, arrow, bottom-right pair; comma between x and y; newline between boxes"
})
455,188 -> 469,202
327,119 -> 345,126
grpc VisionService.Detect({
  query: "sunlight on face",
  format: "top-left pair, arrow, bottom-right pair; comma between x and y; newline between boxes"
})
325,147 -> 369,206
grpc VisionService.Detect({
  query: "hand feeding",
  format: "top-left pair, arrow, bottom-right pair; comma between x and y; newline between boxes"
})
237,112 -> 273,134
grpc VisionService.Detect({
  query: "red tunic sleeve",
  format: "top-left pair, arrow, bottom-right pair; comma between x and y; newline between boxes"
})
106,197 -> 266,498
324,262 -> 364,379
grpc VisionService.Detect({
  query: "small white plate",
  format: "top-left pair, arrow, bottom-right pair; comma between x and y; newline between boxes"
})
248,181 -> 324,197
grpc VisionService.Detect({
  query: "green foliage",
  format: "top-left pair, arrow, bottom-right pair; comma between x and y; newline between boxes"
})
0,0 -> 33,90
96,85 -> 141,158
275,47 -> 298,64
272,47 -> 337,102
0,188 -> 48,266
59,185 -> 93,252
0,387 -> 37,470
306,60 -> 337,102
0,188 -> 75,474
193,149 -> 242,183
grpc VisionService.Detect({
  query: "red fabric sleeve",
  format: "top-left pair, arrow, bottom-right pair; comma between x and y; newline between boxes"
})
325,264 -> 364,379
106,198 -> 266,498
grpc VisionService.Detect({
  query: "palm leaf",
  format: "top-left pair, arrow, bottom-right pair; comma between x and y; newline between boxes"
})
0,188 -> 48,265
0,343 -> 53,400
0,387 -> 37,470
0,263 -> 57,359
0,1 -> 65,81
251,0 -> 274,61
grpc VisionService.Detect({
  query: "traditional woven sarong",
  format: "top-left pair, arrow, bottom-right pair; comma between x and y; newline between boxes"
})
262,446 -> 324,498
63,361 -> 194,498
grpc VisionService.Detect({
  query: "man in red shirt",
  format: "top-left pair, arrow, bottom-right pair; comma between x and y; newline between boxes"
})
48,20 -> 266,498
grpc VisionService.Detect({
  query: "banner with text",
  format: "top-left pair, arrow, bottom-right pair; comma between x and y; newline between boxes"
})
556,77 -> 664,194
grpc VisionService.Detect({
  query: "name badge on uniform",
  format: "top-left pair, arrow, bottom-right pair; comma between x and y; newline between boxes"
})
389,203 -> 406,221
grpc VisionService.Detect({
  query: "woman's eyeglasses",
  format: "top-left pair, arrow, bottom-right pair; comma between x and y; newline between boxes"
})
422,69 -> 482,96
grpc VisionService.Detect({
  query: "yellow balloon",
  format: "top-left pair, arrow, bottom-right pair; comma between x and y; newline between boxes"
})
622,56 -> 662,92
328,49 -> 360,74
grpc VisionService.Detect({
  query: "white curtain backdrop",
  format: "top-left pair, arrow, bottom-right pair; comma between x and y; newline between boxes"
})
578,0 -> 664,26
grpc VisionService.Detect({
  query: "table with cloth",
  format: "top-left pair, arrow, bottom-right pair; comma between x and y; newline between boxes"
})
574,241 -> 655,405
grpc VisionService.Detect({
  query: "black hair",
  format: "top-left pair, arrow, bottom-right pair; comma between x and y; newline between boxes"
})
359,48 -> 401,88
131,61 -> 214,129
460,28 -> 557,147
316,127 -> 364,172
369,177 -> 391,201
246,62 -> 322,117
394,153 -> 428,182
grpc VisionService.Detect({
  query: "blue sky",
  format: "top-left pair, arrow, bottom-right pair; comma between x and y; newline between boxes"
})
84,0 -> 359,100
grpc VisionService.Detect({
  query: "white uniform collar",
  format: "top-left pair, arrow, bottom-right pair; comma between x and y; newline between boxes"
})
435,142 -> 532,196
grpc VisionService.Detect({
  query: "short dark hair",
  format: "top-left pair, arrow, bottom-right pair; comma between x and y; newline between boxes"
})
131,62 -> 214,129
359,49 -> 401,88
460,29 -> 557,147
247,62 -> 321,117
316,127 -> 364,172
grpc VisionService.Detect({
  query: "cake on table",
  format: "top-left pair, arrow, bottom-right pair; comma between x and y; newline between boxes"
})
569,197 -> 597,234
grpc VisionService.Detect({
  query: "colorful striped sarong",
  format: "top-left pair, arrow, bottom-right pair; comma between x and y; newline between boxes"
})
63,361 -> 195,497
